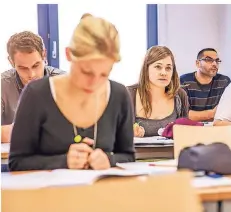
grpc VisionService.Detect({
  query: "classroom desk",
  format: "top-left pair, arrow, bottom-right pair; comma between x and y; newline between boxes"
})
2,146 -> 174,162
3,170 -> 231,202
1,152 -> 8,159
99,176 -> 231,203
199,186 -> 231,201
2,171 -> 231,212
135,145 -> 173,160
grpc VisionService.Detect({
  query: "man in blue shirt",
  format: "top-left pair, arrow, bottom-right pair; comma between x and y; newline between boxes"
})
180,48 -> 230,122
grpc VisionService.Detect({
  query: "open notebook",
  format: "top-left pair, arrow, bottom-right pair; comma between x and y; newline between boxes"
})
2,168 -> 155,190
134,136 -> 174,146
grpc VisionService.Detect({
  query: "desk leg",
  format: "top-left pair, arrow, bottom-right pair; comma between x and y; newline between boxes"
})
203,202 -> 218,212
222,201 -> 231,212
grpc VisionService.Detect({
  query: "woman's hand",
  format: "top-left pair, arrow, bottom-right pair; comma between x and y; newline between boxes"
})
88,148 -> 111,170
67,138 -> 93,169
133,123 -> 145,137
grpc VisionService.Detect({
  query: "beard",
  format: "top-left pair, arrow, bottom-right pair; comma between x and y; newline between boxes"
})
201,67 -> 218,77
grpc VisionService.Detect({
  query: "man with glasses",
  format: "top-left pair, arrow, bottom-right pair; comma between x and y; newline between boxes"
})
180,48 -> 230,122
1,31 -> 65,143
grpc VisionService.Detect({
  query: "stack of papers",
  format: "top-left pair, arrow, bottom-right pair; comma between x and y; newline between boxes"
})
1,143 -> 10,153
134,136 -> 173,146
2,168 -> 152,190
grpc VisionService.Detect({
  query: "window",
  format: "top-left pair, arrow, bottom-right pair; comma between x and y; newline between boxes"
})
58,2 -> 146,86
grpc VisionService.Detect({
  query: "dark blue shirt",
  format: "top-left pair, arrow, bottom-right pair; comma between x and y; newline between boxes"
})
180,72 -> 230,111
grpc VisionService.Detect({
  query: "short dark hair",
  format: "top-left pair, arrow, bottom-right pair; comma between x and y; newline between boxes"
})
7,31 -> 45,60
197,48 -> 217,59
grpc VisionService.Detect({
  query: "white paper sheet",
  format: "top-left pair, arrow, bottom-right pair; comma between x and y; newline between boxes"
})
134,136 -> 174,145
49,168 -> 152,187
203,122 -> 213,126
116,162 -> 177,174
1,169 -> 150,190
1,143 -> 10,153
1,172 -> 50,189
3,168 -> 231,190
152,159 -> 177,167
192,176 -> 231,188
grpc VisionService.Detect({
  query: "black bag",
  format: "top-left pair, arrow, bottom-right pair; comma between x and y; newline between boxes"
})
177,142 -> 231,175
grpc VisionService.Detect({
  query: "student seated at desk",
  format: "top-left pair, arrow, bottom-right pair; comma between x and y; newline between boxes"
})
1,31 -> 65,143
213,83 -> 231,126
9,13 -> 135,171
180,48 -> 230,122
127,46 -> 189,137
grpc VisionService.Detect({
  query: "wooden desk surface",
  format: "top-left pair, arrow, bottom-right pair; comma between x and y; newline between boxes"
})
4,170 -> 231,202
2,172 -> 203,212
1,152 -> 9,159
197,185 -> 231,201
98,175 -> 231,201
135,146 -> 173,160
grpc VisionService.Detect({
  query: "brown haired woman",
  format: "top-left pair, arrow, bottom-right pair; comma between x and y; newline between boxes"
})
9,14 -> 135,171
127,46 -> 189,137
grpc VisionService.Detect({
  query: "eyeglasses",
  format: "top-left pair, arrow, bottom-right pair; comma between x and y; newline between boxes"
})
198,57 -> 222,64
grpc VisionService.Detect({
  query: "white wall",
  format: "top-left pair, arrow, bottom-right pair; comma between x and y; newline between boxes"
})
58,2 -> 146,86
1,3 -> 230,81
0,2 -> 38,72
158,4 -> 231,78
219,4 -> 231,78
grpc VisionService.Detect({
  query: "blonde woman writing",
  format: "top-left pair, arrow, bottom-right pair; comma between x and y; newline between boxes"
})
9,14 -> 135,171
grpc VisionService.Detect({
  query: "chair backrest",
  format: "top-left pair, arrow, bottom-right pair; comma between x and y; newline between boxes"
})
2,171 -> 202,212
173,125 -> 231,159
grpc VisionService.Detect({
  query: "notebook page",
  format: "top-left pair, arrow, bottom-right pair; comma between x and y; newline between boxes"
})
49,169 -> 104,187
50,168 -> 150,187
2,169 -> 151,190
2,171 -> 50,190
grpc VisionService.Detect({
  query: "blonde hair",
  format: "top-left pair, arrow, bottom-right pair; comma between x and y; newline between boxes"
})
69,13 -> 120,62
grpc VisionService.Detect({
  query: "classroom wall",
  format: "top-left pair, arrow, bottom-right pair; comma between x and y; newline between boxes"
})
58,2 -> 147,86
0,3 -> 230,80
219,4 -> 231,78
0,2 -> 38,72
157,4 -> 231,78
